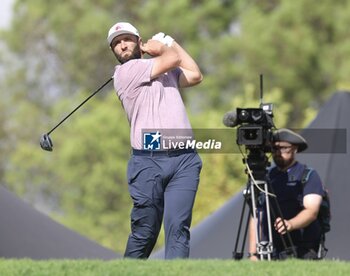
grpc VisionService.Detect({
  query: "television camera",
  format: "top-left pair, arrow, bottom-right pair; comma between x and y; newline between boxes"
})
236,104 -> 274,148
223,75 -> 285,260
222,75 -> 275,179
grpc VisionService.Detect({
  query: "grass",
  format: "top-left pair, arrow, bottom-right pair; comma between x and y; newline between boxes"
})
0,259 -> 349,276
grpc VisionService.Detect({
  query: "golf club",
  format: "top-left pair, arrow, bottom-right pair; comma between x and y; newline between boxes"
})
40,77 -> 113,151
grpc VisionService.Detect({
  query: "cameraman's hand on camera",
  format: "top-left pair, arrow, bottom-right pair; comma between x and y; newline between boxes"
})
274,217 -> 293,234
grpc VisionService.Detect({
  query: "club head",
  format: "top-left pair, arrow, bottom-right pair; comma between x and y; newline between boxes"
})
40,134 -> 53,151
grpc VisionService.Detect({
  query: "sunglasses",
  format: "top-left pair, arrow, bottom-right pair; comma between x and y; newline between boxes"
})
272,146 -> 293,153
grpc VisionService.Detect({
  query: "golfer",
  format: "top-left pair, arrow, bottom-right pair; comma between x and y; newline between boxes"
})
107,22 -> 203,259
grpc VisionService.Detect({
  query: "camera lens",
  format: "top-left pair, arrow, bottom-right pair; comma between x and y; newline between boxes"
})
239,109 -> 249,122
251,110 -> 263,122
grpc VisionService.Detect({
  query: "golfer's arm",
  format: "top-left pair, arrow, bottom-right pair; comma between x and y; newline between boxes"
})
151,45 -> 181,79
171,41 -> 203,88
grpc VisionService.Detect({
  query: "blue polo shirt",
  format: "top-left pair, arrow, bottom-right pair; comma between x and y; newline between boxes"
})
262,161 -> 324,253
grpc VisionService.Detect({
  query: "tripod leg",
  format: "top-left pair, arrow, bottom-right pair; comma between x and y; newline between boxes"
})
240,210 -> 251,257
262,181 -> 274,260
232,187 -> 253,260
250,180 -> 275,260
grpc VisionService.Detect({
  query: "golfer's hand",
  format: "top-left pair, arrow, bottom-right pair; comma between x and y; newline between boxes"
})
152,32 -> 174,47
140,39 -> 167,57
274,217 -> 293,234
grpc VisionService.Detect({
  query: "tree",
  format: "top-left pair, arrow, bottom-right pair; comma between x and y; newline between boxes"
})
2,0 -> 350,254
1,0 -> 246,252
233,0 -> 350,126
6,92 -> 132,252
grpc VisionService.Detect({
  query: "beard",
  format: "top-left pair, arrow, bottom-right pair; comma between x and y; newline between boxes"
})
115,44 -> 142,64
273,156 -> 295,171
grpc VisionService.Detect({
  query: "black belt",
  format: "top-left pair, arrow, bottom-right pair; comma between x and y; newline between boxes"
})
132,148 -> 195,157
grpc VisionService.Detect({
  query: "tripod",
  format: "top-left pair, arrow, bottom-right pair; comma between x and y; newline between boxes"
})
233,148 -> 297,260
233,148 -> 274,260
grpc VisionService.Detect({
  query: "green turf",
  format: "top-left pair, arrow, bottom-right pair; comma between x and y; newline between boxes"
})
0,259 -> 349,276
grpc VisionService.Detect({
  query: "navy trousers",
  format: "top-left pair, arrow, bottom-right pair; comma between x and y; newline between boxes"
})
124,151 -> 202,259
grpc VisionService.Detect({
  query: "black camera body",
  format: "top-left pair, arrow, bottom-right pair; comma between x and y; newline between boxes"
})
236,104 -> 274,150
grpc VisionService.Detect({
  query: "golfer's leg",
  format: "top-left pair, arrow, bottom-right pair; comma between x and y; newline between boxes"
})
124,156 -> 164,258
163,153 -> 202,259
164,189 -> 197,259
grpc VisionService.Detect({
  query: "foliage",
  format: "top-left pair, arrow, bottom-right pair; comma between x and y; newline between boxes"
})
235,0 -> 350,126
5,92 -> 132,252
0,0 -> 349,254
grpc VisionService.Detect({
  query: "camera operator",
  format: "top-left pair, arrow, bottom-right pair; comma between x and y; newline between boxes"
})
248,128 -> 325,260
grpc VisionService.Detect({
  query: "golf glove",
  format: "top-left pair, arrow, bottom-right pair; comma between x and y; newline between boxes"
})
152,32 -> 174,47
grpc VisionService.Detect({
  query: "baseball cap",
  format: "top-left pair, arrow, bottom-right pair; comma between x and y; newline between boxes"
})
107,22 -> 139,45
272,128 -> 308,152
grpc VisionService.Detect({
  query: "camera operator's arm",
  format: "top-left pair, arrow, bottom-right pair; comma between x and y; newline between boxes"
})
274,194 -> 322,234
248,216 -> 259,261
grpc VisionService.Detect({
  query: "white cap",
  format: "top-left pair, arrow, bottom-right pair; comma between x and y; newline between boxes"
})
107,22 -> 139,45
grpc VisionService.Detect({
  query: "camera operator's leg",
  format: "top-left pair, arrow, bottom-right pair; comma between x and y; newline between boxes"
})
248,215 -> 260,261
268,185 -> 298,258
297,242 -> 320,260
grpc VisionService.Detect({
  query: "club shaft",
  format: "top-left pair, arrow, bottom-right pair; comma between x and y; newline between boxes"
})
47,77 -> 113,135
